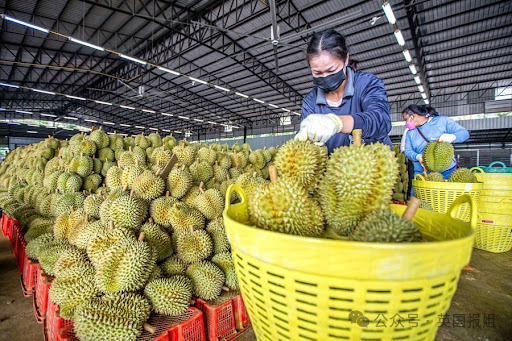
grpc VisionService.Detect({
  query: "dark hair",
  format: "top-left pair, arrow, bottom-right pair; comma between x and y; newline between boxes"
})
307,29 -> 349,63
402,104 -> 439,118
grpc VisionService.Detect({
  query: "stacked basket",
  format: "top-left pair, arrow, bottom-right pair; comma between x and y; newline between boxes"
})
471,162 -> 512,253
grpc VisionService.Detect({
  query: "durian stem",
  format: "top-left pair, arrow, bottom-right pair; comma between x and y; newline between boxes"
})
165,191 -> 170,197
122,185 -> 128,192
402,197 -> 421,222
143,323 -> 157,334
268,165 -> 278,183
58,324 -> 73,338
189,226 -> 194,233
109,221 -> 114,230
222,286 -> 230,292
138,232 -> 146,241
352,129 -> 362,146
321,227 -> 349,240
148,218 -> 153,223
199,182 -> 205,193
190,299 -> 195,305
130,189 -> 134,197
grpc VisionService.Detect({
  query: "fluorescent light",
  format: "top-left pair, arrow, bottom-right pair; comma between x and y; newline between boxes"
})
15,110 -> 32,114
282,108 -> 290,112
149,127 -> 158,131
382,2 -> 396,25
424,99 -> 429,105
3,15 -> 49,33
162,129 -> 171,132
235,92 -> 249,98
413,76 -> 421,85
207,121 -> 217,125
402,49 -> 412,62
174,130 -> 182,134
135,125 -> 145,129
95,100 -> 112,106
268,103 -> 279,108
214,85 -> 230,92
27,130 -> 38,134
0,82 -> 19,88
253,98 -> 265,104
64,116 -> 78,120
0,108 -> 5,111
119,54 -> 147,65
189,77 -> 208,85
120,105 -> 135,110
65,95 -> 86,101
32,88 -> 55,95
157,66 -> 180,75
161,112 -> 173,116
409,64 -> 417,75
84,119 -> 98,123
292,112 -> 301,116
193,118 -> 204,122
119,123 -> 131,127
421,93 -> 427,99
418,85 -> 424,93
103,121 -> 115,125
41,113 -> 57,117
142,109 -> 156,113
178,116 -> 190,120
69,37 -> 105,51
394,30 -> 405,46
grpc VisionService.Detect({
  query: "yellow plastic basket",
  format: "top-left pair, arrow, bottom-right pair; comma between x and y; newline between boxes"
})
474,223 -> 512,253
471,167 -> 512,191
412,174 -> 482,222
478,196 -> 512,215
224,185 -> 476,341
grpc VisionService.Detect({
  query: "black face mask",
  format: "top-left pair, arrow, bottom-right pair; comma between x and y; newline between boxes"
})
313,68 -> 346,92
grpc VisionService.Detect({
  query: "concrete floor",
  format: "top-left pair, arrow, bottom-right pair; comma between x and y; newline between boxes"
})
0,233 -> 510,341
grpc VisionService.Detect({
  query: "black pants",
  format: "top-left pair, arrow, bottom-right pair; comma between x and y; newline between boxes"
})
407,159 -> 414,199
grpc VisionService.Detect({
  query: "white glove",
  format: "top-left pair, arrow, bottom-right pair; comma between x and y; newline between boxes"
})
295,114 -> 343,145
438,133 -> 456,143
416,154 -> 423,162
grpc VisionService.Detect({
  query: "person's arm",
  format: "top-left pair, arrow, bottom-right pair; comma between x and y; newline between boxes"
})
404,131 -> 420,162
441,116 -> 470,143
341,76 -> 391,139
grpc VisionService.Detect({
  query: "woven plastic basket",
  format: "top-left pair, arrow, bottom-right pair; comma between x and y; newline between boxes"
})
476,161 -> 512,173
224,185 -> 476,341
412,174 -> 482,221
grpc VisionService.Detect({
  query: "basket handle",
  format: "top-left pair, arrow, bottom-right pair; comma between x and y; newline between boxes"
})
470,166 -> 484,174
446,194 -> 477,230
488,161 -> 506,168
225,184 -> 247,209
414,174 -> 426,181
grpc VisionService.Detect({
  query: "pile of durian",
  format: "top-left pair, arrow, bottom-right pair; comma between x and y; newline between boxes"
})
392,145 -> 408,202
422,141 -> 477,183
0,130 -> 276,340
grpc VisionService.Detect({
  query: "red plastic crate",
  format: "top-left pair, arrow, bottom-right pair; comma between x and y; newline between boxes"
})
11,222 -> 20,252
391,200 -> 407,205
231,295 -> 250,330
21,255 -> 38,297
45,300 -> 73,341
195,297 -> 236,341
1,214 -> 6,235
15,233 -> 26,274
34,265 -> 52,323
7,217 -> 18,243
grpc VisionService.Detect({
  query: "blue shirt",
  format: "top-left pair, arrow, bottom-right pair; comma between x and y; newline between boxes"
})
405,116 -> 470,174
301,67 -> 392,153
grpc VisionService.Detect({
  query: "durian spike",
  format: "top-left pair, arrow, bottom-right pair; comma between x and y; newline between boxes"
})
199,182 -> 205,193
402,197 -> 421,222
138,232 -> 146,241
143,323 -> 156,334
352,129 -> 362,146
268,165 -> 278,183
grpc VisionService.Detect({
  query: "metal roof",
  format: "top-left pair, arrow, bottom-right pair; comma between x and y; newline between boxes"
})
0,0 -> 511,141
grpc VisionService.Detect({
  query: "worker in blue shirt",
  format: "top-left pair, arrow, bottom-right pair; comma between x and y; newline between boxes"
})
403,104 -> 469,180
295,29 -> 392,153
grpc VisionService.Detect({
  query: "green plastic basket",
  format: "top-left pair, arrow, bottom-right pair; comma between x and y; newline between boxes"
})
476,161 -> 512,173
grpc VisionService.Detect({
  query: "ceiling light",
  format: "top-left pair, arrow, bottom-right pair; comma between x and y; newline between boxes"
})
27,130 -> 38,133
0,108 -> 5,111
161,112 -> 173,116
0,82 -> 19,88
292,112 -> 301,116
135,125 -> 145,129
69,37 -> 105,51
84,119 -> 98,123
120,105 -> 135,110
157,66 -> 180,76
65,95 -> 86,101
149,127 -> 158,131
142,109 -> 156,113
119,123 -> 131,127
402,49 -> 412,62
409,64 -> 417,75
178,116 -> 190,120
282,108 -> 290,112
235,92 -> 248,98
95,100 -> 112,106
189,77 -> 207,85
193,118 -> 204,122
41,113 -> 57,117
418,85 -> 424,93
207,121 -> 217,125
174,130 -> 182,134
2,15 -> 49,33
413,76 -> 421,85
424,99 -> 429,105
32,88 -> 56,95
162,129 -> 171,132
253,98 -> 265,104
394,30 -> 405,46
421,93 -> 427,99
103,121 -> 115,125
15,110 -> 32,114
268,103 -> 279,108
214,85 -> 230,92
382,2 -> 396,25
119,54 -> 147,65
64,116 -> 78,120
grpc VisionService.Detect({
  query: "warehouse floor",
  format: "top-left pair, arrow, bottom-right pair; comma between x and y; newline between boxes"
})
0,233 -> 510,341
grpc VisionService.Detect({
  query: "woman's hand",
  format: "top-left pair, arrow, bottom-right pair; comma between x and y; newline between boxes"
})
295,113 -> 344,145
